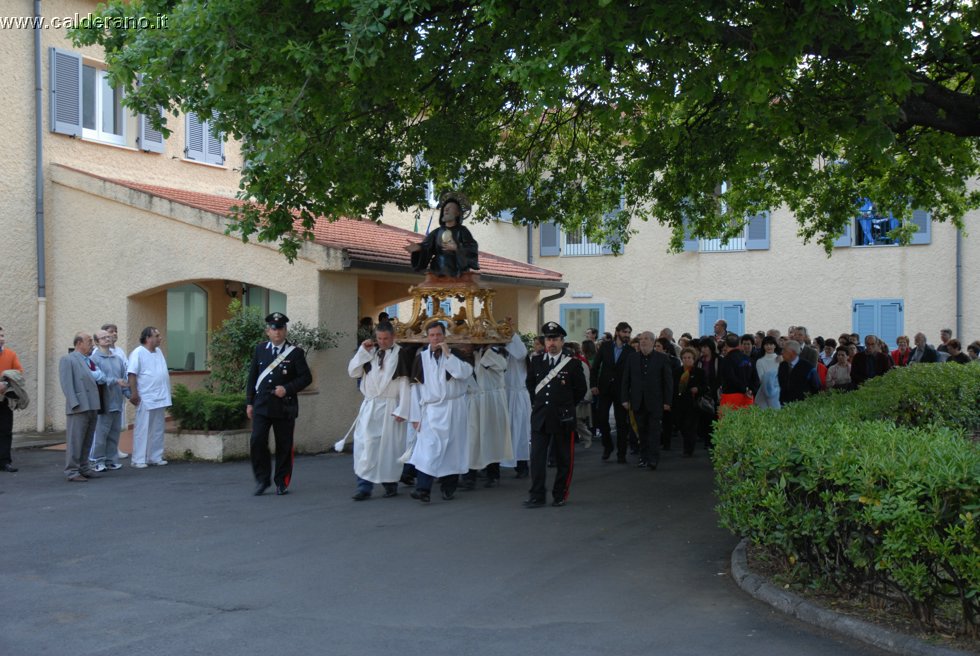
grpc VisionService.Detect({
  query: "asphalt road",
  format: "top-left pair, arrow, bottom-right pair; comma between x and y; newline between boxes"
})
0,443 -> 887,656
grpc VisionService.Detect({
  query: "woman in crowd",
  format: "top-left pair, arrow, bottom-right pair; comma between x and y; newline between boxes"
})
968,341 -> 980,362
826,347 -> 852,390
946,339 -> 972,364
673,347 -> 706,457
754,335 -> 781,409
695,338 -> 719,450
891,335 -> 912,367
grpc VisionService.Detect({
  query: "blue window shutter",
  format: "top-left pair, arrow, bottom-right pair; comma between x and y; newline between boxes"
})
185,111 -> 206,161
681,212 -> 699,252
539,222 -> 560,256
50,48 -> 82,136
698,303 -> 720,337
833,221 -> 852,247
601,197 -> 625,254
139,106 -> 165,153
852,301 -> 876,341
909,210 -> 931,245
205,114 -> 225,165
745,212 -> 770,250
721,302 -> 745,335
877,301 -> 903,349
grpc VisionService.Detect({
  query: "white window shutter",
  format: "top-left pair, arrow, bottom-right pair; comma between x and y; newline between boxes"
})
139,106 -> 165,153
744,212 -> 770,250
909,210 -> 931,245
539,222 -> 560,256
185,111 -> 206,161
49,48 -> 82,136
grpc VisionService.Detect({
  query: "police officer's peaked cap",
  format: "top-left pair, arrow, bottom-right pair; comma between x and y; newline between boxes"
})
265,312 -> 289,328
540,321 -> 567,338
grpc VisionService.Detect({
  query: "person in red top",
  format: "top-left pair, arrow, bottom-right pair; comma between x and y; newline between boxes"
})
0,326 -> 25,472
891,335 -> 912,367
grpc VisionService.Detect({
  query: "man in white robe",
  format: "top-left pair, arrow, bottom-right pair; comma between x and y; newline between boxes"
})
500,330 -> 531,477
466,344 -> 512,488
347,322 -> 412,501
407,321 -> 474,503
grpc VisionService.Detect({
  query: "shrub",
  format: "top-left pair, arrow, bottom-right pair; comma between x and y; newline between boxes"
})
713,363 -> 980,636
206,299 -> 266,394
171,384 -> 247,431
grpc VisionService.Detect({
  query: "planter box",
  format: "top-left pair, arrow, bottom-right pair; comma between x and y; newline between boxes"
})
165,429 -> 251,462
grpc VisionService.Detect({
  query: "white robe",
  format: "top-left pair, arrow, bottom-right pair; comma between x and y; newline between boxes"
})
348,344 -> 411,484
501,333 -> 531,466
408,347 -> 474,477
468,348 -> 513,470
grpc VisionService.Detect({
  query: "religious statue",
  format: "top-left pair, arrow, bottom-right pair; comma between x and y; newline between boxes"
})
404,194 -> 480,277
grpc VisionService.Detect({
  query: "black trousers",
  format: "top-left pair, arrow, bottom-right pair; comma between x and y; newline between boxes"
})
595,393 -> 630,458
250,413 -> 295,488
0,402 -> 12,465
676,408 -> 699,456
529,427 -> 574,503
633,405 -> 663,466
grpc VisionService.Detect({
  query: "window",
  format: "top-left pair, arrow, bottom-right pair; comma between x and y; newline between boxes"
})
245,285 -> 287,316
539,198 -> 626,257
852,299 -> 903,350
166,284 -> 208,371
834,201 -> 931,247
562,227 -> 605,256
682,212 -> 770,252
698,301 -> 745,337
82,65 -> 125,145
185,111 -> 225,165
560,304 -> 604,341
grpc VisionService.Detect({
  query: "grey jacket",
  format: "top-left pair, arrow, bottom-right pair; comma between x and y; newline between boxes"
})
59,351 -> 100,414
91,348 -> 128,412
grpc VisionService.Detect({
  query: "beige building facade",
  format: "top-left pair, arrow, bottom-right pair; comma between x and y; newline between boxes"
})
2,1 -> 977,441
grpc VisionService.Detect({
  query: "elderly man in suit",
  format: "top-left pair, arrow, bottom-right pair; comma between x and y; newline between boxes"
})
59,332 -> 103,482
777,340 -> 821,405
621,331 -> 674,470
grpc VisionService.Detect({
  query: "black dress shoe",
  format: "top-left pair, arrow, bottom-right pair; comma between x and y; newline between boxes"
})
254,481 -> 271,496
441,490 -> 456,501
276,485 -> 289,496
399,475 -> 416,487
1,463 -> 18,472
551,498 -> 567,507
483,479 -> 498,488
351,491 -> 371,501
382,489 -> 398,498
601,447 -> 613,461
410,490 -> 430,503
648,461 -> 658,470
637,460 -> 649,468
617,456 -> 628,464
522,498 -> 546,508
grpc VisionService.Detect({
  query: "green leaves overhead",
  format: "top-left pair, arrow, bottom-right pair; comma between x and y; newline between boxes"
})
73,0 -> 980,259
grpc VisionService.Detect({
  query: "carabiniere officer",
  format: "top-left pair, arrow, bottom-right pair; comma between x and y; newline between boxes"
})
246,313 -> 313,496
524,321 -> 587,508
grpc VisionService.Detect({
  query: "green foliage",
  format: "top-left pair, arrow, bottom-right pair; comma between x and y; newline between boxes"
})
713,364 -> 980,635
206,299 -> 266,394
287,321 -> 343,354
170,384 -> 247,431
519,331 -> 537,353
71,1 -> 980,259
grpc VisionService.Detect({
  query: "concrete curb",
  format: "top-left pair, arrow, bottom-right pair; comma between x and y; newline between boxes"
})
731,538 -> 974,656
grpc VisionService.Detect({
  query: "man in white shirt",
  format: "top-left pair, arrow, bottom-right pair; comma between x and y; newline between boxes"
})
127,326 -> 172,468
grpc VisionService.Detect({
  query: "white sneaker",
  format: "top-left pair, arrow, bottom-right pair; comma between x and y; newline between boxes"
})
131,462 -> 148,469
118,451 -> 130,459
149,460 -> 169,466
91,463 -> 107,473
105,463 -> 123,471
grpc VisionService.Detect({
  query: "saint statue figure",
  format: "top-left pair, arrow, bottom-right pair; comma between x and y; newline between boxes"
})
405,195 -> 480,277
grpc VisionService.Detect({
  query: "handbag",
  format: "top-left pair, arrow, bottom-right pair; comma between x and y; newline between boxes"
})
697,393 -> 716,416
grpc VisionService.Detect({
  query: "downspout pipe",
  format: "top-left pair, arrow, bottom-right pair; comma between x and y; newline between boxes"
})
537,287 -> 566,331
34,0 -> 47,432
526,224 -> 534,264
955,226 -> 963,338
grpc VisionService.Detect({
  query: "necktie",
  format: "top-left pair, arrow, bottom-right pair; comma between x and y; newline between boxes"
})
272,345 -> 280,358
85,356 -> 95,371
377,349 -> 386,370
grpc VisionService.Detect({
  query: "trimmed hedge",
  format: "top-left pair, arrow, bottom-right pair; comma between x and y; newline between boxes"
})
713,363 -> 980,635
170,384 -> 248,431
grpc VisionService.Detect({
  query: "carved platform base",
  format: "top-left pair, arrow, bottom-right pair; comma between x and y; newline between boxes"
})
393,272 -> 514,344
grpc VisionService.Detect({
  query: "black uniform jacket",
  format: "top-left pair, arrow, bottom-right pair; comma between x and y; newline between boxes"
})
590,340 -> 634,400
620,349 -> 674,416
245,341 -> 313,418
526,352 -> 587,434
